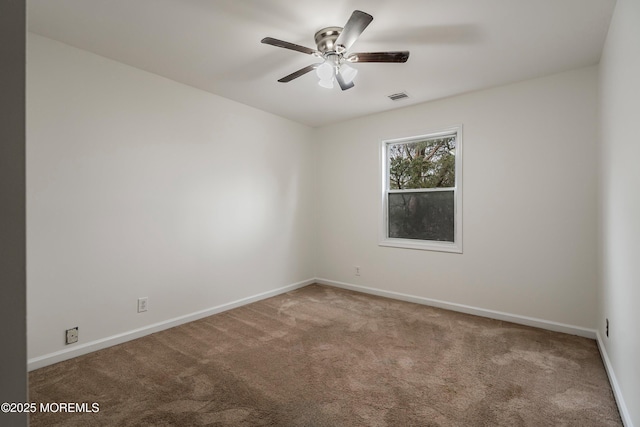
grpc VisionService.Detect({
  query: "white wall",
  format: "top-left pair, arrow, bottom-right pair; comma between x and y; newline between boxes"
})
315,66 -> 599,330
26,34 -> 315,362
599,0 -> 640,424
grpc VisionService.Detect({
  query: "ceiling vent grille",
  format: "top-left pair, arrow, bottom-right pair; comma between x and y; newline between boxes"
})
388,91 -> 409,101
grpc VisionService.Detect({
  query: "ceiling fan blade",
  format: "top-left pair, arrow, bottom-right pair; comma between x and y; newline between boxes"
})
277,63 -> 320,82
347,51 -> 410,63
261,37 -> 320,56
335,10 -> 373,51
336,72 -> 355,91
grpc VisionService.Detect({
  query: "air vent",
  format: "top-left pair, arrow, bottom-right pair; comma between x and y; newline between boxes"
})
388,91 -> 409,101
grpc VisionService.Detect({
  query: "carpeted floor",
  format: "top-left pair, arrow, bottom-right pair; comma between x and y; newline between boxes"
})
29,284 -> 622,426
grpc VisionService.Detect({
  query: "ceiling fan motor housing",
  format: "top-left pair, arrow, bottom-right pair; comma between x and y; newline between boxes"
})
314,27 -> 343,54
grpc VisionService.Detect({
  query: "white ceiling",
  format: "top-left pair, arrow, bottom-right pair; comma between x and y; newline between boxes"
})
27,0 -> 615,127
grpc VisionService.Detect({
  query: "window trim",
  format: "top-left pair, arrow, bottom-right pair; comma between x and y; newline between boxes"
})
379,125 -> 463,253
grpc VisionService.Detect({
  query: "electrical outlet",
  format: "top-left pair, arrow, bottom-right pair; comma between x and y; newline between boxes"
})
355,266 -> 361,276
65,327 -> 78,345
606,318 -> 609,337
138,297 -> 148,313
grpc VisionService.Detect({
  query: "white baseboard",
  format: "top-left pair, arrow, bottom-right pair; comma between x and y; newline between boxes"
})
596,332 -> 634,427
322,278 -> 635,424
30,277 -> 631,425
27,278 -> 315,371
315,278 -> 597,339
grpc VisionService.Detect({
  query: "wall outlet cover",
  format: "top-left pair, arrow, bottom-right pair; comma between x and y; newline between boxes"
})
138,297 -> 148,313
65,327 -> 78,345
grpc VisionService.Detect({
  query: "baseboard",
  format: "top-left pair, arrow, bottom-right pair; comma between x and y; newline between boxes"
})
28,278 -> 315,371
29,277 -> 631,425
316,278 -> 596,339
596,332 -> 634,427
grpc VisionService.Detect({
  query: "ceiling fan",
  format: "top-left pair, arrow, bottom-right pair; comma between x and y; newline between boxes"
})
261,10 -> 409,91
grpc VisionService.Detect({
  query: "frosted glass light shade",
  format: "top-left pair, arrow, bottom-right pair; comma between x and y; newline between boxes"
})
340,64 -> 358,83
316,62 -> 334,81
318,78 -> 334,89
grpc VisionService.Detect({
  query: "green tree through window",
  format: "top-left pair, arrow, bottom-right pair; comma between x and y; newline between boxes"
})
389,137 -> 456,190
382,127 -> 462,252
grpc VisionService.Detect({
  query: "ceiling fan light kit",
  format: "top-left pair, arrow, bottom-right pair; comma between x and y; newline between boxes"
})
261,10 -> 409,91
316,61 -> 336,88
339,63 -> 358,84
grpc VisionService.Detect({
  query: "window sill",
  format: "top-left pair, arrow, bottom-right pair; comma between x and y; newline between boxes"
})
379,238 -> 462,253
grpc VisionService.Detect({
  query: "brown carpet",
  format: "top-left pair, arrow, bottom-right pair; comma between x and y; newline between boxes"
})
29,284 -> 622,426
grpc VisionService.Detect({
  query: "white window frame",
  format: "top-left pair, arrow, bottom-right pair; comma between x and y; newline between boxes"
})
379,125 -> 463,253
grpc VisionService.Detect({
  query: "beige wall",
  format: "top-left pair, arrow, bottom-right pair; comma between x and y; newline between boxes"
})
598,0 -> 640,424
315,66 -> 599,330
27,34 -> 316,364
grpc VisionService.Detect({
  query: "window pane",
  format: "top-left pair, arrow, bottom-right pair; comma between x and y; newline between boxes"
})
388,191 -> 454,242
388,136 -> 456,190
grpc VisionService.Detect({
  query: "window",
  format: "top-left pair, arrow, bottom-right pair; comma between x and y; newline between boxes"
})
380,125 -> 462,253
